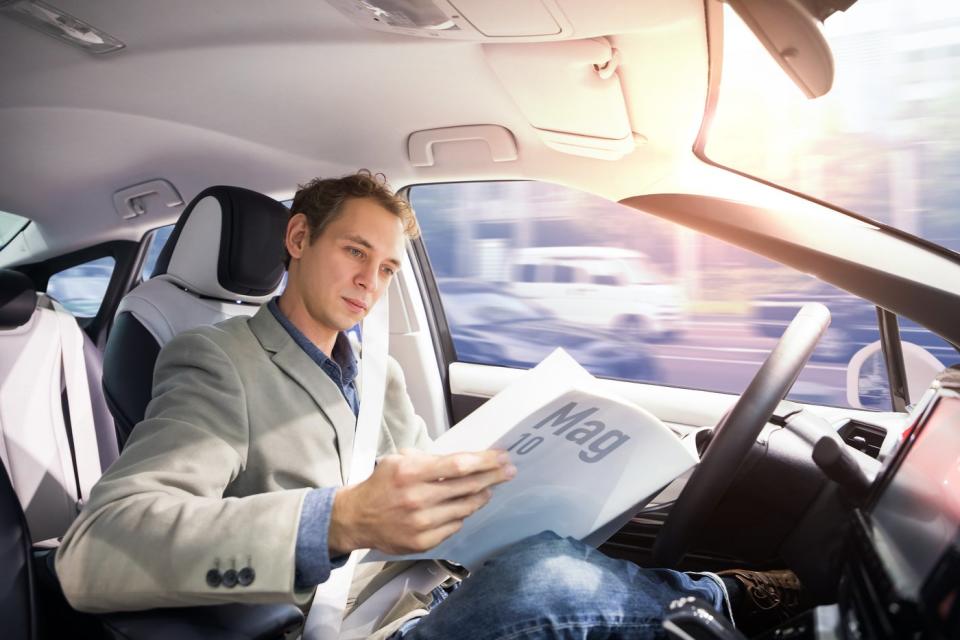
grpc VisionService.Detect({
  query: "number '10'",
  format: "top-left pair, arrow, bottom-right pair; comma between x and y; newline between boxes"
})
506,432 -> 543,455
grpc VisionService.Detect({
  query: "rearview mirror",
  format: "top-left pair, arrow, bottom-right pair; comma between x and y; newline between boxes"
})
726,0 -> 839,98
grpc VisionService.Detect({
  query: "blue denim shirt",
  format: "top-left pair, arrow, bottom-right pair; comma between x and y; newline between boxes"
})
267,298 -> 359,415
267,298 -> 358,587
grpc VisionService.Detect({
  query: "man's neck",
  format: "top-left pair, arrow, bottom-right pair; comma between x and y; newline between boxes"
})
277,291 -> 337,355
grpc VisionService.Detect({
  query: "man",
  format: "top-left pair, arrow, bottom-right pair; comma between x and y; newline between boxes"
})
56,171 -> 800,639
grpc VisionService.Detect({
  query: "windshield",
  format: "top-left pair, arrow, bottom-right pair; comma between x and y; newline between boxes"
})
705,1 -> 960,253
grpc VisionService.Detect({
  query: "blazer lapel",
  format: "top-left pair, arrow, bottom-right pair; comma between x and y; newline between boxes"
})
248,306 -> 356,484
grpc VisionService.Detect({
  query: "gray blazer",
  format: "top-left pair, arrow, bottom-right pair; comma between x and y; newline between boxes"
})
55,305 -> 431,615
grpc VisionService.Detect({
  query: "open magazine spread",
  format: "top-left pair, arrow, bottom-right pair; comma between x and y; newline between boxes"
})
365,349 -> 698,569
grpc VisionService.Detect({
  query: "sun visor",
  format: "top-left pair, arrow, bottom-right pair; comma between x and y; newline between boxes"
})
483,38 -> 636,160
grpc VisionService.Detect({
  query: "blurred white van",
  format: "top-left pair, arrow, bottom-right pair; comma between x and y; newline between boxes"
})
508,247 -> 686,340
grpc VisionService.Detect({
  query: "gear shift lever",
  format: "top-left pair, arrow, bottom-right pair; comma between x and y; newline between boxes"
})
663,596 -> 748,640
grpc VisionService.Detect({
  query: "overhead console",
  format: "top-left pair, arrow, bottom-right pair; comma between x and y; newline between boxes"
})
326,0 -> 569,40
325,0 -> 677,42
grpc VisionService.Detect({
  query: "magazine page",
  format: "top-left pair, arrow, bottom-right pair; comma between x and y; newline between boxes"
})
365,349 -> 697,569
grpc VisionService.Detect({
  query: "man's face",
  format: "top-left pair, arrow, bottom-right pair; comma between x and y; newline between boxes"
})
286,197 -> 405,338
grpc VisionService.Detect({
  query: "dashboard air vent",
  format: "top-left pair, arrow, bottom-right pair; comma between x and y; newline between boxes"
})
837,420 -> 886,459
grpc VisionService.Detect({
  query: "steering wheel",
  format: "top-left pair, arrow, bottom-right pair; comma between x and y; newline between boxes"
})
651,303 -> 831,567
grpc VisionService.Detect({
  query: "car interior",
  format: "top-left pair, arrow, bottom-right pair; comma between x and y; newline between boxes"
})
1,1 -> 958,639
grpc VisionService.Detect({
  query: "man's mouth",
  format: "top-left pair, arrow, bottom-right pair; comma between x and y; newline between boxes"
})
343,297 -> 368,313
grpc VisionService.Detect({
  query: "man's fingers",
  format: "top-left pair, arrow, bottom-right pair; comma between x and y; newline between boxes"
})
412,520 -> 465,552
426,465 -> 514,502
407,493 -> 489,551
389,448 -> 512,483
416,489 -> 491,530
365,450 -> 516,554
428,450 -> 512,481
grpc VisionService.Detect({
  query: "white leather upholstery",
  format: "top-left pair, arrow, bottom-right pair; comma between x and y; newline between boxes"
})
118,185 -> 287,347
158,196 -> 282,304
0,298 -> 100,543
161,195 -> 279,305
122,186 -> 285,348
116,277 -> 261,348
104,186 -> 288,446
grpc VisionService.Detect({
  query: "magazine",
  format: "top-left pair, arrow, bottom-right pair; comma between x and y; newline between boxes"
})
364,348 -> 698,569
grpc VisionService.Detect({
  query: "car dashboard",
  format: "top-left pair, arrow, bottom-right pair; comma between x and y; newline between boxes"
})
839,369 -> 960,640
753,368 -> 960,640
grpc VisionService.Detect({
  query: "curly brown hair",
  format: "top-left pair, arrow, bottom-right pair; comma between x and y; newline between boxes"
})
285,170 -> 419,267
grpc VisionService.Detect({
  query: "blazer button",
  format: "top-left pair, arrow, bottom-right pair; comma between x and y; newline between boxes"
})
238,567 -> 256,587
221,569 -> 238,588
206,569 -> 222,588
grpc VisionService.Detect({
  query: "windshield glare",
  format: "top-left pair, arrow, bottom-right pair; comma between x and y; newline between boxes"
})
705,0 -> 960,254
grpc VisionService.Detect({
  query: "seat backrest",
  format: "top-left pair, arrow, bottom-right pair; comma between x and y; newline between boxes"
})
0,269 -> 116,545
102,186 -> 288,448
0,448 -> 36,640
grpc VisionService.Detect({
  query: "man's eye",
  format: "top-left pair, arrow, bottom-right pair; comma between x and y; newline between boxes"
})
348,247 -> 364,258
381,266 -> 396,277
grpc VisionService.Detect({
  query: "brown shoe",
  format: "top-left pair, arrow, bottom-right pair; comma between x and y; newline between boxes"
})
719,568 -> 802,611
717,569 -> 810,633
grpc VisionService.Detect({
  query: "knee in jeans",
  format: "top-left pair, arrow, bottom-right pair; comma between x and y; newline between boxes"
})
478,532 -> 609,604
485,532 -> 581,571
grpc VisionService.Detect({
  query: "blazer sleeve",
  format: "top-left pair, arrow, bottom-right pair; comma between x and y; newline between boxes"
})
55,330 -> 313,613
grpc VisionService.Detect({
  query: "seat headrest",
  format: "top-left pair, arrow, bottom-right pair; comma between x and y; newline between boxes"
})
0,269 -> 37,329
152,186 -> 288,303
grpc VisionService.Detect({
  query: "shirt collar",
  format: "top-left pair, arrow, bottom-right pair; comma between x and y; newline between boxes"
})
267,298 -> 358,383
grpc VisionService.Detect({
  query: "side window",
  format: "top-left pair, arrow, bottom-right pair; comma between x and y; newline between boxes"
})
47,256 -> 116,318
593,274 -> 619,286
553,265 -> 575,284
139,224 -> 175,281
515,264 -> 537,282
409,180 -> 924,410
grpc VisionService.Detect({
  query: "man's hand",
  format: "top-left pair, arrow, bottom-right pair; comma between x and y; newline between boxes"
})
328,449 -> 516,555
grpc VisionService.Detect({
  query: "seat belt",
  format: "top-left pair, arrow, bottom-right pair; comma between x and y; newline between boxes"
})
50,300 -> 101,508
303,292 -> 390,640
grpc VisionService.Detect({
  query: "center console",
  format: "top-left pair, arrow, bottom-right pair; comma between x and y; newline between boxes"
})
839,370 -> 960,640
665,368 -> 960,640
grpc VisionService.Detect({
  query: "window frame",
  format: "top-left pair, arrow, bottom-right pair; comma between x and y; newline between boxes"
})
405,224 -> 458,421
17,240 -> 140,346
134,223 -> 176,285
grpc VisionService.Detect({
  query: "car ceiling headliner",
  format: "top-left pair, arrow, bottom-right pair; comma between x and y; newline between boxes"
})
0,0 -> 709,261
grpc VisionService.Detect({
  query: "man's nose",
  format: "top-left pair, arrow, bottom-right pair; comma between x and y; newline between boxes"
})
355,263 -> 380,292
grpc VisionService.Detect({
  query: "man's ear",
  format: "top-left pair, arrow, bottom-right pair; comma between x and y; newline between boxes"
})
285,213 -> 309,260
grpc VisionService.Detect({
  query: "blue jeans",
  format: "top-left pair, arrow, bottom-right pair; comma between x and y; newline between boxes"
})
396,531 -> 728,640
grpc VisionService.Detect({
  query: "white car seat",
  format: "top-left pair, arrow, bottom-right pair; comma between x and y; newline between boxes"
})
101,186 -> 289,448
0,268 -> 118,544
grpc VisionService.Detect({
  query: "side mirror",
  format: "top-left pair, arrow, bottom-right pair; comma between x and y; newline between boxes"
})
846,340 -> 944,410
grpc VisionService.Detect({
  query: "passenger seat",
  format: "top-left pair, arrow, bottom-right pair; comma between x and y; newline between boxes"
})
102,186 -> 288,448
0,269 -> 117,545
